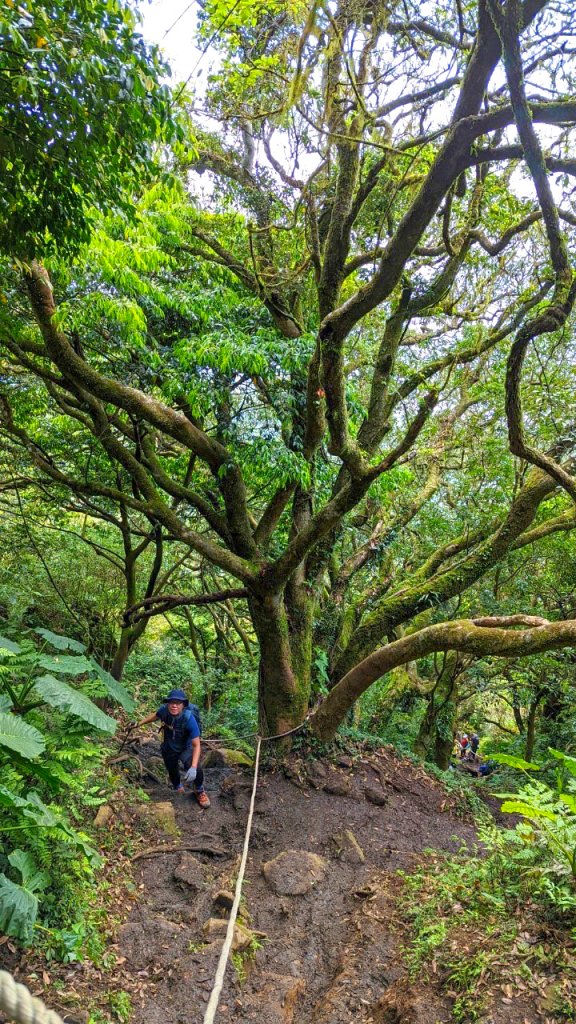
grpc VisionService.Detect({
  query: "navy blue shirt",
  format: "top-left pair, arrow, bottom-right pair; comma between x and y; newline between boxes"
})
156,705 -> 200,753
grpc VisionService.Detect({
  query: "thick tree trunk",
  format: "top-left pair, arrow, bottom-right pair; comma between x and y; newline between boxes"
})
110,628 -> 133,681
285,576 -> 314,696
413,653 -> 458,770
110,619 -> 147,680
434,718 -> 456,771
525,697 -> 541,762
250,592 -> 311,736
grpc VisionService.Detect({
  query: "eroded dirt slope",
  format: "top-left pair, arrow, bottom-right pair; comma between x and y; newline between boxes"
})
121,745 -> 477,1024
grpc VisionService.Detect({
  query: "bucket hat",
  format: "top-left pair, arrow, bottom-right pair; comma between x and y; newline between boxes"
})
164,688 -> 189,706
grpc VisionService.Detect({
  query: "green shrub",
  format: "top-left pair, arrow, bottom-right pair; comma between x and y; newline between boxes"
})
492,749 -> 576,884
0,627 -> 131,949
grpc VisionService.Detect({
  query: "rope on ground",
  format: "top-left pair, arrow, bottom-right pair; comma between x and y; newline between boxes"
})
0,970 -> 66,1024
202,735 -> 262,1024
1,721 -> 308,1024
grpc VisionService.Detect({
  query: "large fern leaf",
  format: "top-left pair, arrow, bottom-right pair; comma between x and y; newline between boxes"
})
0,783 -> 32,808
0,785 -> 60,825
33,675 -> 117,734
92,662 -> 135,713
5,750 -> 61,790
0,635 -> 21,653
9,850 -> 49,894
0,872 -> 39,944
21,791 -> 61,826
0,711 -> 45,758
35,628 -> 85,652
549,747 -> 576,778
38,653 -> 93,675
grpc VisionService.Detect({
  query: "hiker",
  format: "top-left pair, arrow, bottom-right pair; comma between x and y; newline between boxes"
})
470,733 -> 480,756
459,734 -> 469,759
129,688 -> 210,807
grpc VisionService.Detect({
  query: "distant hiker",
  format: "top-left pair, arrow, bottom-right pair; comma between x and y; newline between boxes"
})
459,734 -> 469,759
129,689 -> 210,807
478,760 -> 496,778
470,733 -> 480,755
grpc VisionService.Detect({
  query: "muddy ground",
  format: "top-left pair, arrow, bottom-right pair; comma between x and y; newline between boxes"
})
118,743 -> 479,1024
2,742 -> 568,1024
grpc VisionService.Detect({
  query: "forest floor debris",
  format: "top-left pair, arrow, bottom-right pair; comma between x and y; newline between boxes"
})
2,742 -> 574,1024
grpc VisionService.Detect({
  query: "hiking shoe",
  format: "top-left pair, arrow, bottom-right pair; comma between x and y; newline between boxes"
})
194,790 -> 211,808
174,785 -> 185,794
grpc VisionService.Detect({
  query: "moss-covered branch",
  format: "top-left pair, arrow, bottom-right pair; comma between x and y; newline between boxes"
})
333,463 -> 568,678
312,615 -> 576,740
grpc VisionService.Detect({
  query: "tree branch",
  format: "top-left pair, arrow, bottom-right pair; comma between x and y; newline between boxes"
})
124,587 -> 249,626
312,615 -> 576,740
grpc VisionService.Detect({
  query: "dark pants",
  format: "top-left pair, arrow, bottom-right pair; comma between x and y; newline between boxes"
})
161,745 -> 204,791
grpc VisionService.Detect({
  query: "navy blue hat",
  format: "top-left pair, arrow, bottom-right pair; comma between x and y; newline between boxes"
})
164,689 -> 189,706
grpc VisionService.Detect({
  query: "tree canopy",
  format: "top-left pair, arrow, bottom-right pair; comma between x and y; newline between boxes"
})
1,0 -> 576,744
0,0 -> 173,254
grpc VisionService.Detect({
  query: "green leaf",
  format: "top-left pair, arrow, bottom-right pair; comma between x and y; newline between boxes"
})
92,662 -> 135,713
0,784 -> 33,809
548,748 -> 576,778
4,752 -> 61,791
0,872 -> 39,944
0,635 -> 21,653
490,754 -> 541,772
0,711 -> 46,758
500,800 -> 557,821
559,792 -> 576,813
33,675 -> 117,734
0,786 -> 60,826
35,629 -> 86,653
21,792 -> 61,827
9,850 -> 49,893
38,653 -> 93,675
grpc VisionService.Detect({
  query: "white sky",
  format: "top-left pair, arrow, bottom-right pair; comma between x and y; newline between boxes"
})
141,0 -> 204,83
138,0 -> 551,207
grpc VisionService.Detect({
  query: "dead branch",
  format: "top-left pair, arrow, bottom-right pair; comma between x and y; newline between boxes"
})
132,841 -> 226,861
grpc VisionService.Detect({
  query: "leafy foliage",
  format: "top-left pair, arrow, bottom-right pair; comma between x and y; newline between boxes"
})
495,748 -> 576,879
0,626 -> 128,946
1,0 -> 576,761
400,810 -> 576,1022
0,0 -> 174,255
0,852 -> 47,943
0,710 -> 45,758
34,675 -> 117,734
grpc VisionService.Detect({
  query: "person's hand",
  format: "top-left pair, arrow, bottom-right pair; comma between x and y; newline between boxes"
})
184,766 -> 197,784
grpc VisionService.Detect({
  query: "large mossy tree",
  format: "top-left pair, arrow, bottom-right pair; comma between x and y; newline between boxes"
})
2,0 -> 576,738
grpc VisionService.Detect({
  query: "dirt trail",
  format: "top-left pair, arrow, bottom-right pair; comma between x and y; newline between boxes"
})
120,745 -> 479,1024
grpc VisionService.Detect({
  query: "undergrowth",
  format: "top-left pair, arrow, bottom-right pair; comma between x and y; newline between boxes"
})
399,823 -> 576,1021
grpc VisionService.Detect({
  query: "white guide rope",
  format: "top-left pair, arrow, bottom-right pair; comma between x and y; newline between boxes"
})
0,970 -> 66,1024
202,735 -> 262,1024
3,723 -> 299,1024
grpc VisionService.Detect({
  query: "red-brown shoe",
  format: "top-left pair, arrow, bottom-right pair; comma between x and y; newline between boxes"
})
194,790 -> 211,808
